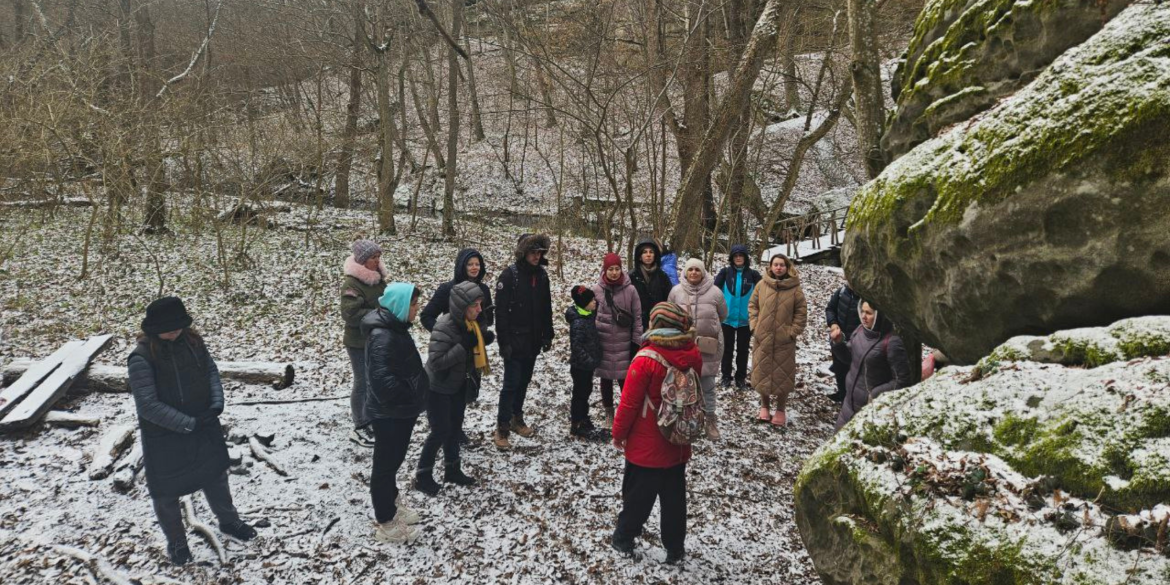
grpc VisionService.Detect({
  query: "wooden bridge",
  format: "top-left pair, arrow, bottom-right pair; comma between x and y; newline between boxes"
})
762,205 -> 849,263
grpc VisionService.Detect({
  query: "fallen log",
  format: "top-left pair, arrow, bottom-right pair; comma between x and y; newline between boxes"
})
3,358 -> 296,391
0,197 -> 94,209
44,411 -> 101,428
0,335 -> 113,430
88,424 -> 136,480
112,442 -> 144,492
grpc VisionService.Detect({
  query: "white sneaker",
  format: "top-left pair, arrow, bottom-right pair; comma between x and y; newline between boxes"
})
394,502 -> 420,525
374,519 -> 419,544
349,427 -> 375,448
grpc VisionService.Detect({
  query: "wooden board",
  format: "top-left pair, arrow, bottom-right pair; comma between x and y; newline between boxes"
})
0,340 -> 84,419
4,359 -> 296,391
0,335 -> 113,431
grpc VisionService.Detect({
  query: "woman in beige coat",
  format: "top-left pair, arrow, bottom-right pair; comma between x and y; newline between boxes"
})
668,258 -> 728,439
748,253 -> 807,427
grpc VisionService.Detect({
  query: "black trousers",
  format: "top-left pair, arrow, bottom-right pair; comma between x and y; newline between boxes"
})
570,367 -> 595,423
613,461 -> 687,554
498,355 -> 537,426
151,471 -> 242,547
370,416 -> 418,523
721,325 -> 751,382
418,391 -> 466,477
830,356 -> 848,403
599,378 -> 622,409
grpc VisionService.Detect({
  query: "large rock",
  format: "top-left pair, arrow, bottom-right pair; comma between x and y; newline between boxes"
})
795,318 -> 1170,585
882,0 -> 1129,159
843,3 -> 1170,364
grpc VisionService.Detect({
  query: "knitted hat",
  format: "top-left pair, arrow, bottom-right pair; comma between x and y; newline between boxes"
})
352,239 -> 382,264
683,258 -> 705,273
602,253 -> 622,272
570,285 -> 596,309
649,301 -> 691,332
142,296 -> 193,335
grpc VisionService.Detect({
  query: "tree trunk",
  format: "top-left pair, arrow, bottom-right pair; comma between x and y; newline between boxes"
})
463,32 -> 485,142
335,9 -> 364,209
13,0 -> 27,44
780,6 -> 802,112
443,0 -> 462,237
724,0 -> 753,246
671,0 -> 784,253
847,0 -> 886,179
671,0 -> 715,252
407,56 -> 447,169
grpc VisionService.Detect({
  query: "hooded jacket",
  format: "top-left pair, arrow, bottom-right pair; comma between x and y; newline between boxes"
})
825,285 -> 862,341
593,270 -> 644,380
496,234 -> 555,359
628,238 -> 674,330
748,268 -> 807,404
420,248 -> 495,339
339,255 -> 388,348
713,245 -> 762,329
362,283 -> 428,421
427,281 -> 485,394
668,268 -> 728,377
565,304 -> 603,371
612,334 -> 702,468
832,308 -> 912,430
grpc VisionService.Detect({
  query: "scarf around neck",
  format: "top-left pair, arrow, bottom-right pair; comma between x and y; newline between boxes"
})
466,319 -> 491,375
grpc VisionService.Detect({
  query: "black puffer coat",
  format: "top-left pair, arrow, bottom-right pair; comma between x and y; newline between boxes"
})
628,238 -> 674,330
565,304 -> 603,371
427,281 -> 484,394
362,307 -> 428,421
496,234 -> 554,359
826,285 -> 862,340
420,248 -> 495,340
128,335 -> 230,499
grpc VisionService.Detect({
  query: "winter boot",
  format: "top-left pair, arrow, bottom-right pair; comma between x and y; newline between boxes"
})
720,376 -> 732,388
664,549 -> 685,565
166,541 -> 192,566
611,534 -> 635,556
570,420 -> 589,439
413,470 -> 441,496
705,414 -> 721,441
492,425 -> 513,451
221,520 -> 258,541
510,415 -> 535,438
735,379 -> 748,391
443,461 -> 478,486
456,429 -> 472,446
604,405 -> 615,429
374,518 -> 419,544
581,418 -> 610,442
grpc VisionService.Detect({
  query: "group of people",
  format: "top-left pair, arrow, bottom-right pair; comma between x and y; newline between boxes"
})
123,232 -> 917,567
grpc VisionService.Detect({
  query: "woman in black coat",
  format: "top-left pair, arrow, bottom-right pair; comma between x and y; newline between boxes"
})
362,282 -> 429,543
127,297 -> 257,566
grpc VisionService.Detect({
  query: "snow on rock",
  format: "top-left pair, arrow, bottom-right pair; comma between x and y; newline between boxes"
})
795,318 -> 1170,585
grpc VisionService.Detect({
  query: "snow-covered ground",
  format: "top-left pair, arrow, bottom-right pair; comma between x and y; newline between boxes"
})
0,204 -> 847,584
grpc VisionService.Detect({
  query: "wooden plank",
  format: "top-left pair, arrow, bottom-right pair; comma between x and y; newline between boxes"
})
0,335 -> 113,431
4,359 -> 296,391
0,340 -> 84,419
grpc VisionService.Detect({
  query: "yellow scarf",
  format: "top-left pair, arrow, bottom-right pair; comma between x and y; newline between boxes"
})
466,319 -> 491,375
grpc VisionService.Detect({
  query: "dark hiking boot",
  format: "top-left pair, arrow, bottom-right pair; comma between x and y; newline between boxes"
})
720,376 -> 732,388
413,473 -> 441,496
221,520 -> 258,541
735,379 -> 748,391
167,542 -> 192,566
665,549 -> 685,565
510,415 -> 536,438
443,462 -> 478,486
611,535 -> 635,556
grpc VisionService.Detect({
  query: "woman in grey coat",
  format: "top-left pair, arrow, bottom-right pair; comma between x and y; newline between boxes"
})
667,258 -> 727,439
592,253 -> 643,429
831,300 -> 913,430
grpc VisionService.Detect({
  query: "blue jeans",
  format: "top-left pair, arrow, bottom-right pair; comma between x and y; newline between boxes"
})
497,355 -> 537,426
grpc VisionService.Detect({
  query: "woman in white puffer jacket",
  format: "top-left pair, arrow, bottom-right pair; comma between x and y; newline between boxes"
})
668,258 -> 728,439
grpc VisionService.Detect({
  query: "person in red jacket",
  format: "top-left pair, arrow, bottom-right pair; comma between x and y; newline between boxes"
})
610,302 -> 702,565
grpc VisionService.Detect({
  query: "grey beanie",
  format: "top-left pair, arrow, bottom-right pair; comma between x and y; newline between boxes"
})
352,239 -> 382,264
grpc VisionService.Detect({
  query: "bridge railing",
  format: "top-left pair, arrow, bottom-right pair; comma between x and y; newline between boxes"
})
772,205 -> 849,259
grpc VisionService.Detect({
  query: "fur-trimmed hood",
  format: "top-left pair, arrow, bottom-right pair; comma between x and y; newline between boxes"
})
344,254 -> 388,286
513,233 -> 551,266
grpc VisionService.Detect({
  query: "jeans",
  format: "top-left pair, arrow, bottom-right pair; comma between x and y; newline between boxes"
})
418,391 -> 466,477
570,367 -> 595,423
497,355 -> 537,426
151,471 -> 242,547
720,325 -> 751,383
370,417 -> 418,523
613,461 -> 687,554
346,346 -> 369,428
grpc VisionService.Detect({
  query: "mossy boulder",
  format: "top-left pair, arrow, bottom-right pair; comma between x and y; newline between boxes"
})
795,319 -> 1170,584
883,0 -> 1129,159
843,3 -> 1170,364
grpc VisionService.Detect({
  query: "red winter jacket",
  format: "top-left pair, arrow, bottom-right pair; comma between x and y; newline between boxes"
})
612,339 -> 703,468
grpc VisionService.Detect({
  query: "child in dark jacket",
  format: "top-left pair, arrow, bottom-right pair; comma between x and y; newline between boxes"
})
362,282 -> 428,544
565,285 -> 607,441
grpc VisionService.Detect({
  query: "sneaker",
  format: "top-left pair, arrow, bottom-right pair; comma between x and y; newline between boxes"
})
166,542 -> 192,566
510,415 -> 536,438
443,464 -> 478,486
395,496 -> 420,525
611,535 -> 635,556
770,410 -> 787,427
374,519 -> 419,544
220,520 -> 258,541
413,473 -> 441,496
349,427 -> 375,448
492,426 -> 512,450
664,549 -> 685,565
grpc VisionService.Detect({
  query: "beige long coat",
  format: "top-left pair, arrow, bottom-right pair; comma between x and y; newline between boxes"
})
748,270 -> 807,408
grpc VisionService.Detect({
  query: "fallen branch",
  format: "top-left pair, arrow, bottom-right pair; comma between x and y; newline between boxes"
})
44,411 -> 101,428
249,436 -> 289,476
181,496 -> 227,564
233,395 -> 345,406
112,443 -> 145,492
0,197 -> 94,209
88,424 -> 135,480
53,544 -> 135,585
